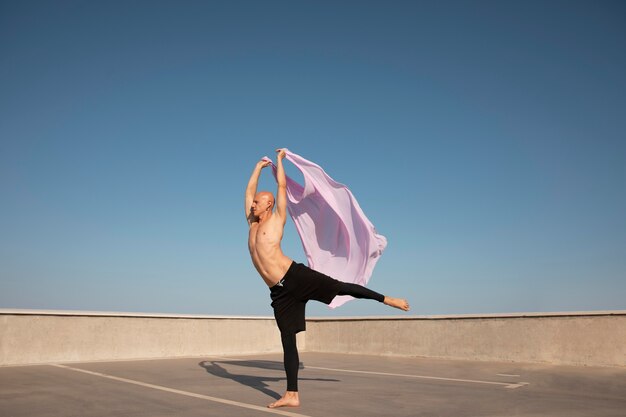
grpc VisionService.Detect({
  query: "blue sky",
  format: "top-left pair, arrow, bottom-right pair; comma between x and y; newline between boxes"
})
1,0 -> 625,317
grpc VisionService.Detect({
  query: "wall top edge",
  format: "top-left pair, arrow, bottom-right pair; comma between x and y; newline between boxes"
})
0,309 -> 274,320
307,310 -> 626,321
1,308 -> 625,320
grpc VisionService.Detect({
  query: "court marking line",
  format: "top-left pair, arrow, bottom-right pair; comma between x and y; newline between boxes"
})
304,365 -> 529,389
49,363 -> 311,417
208,356 -> 529,390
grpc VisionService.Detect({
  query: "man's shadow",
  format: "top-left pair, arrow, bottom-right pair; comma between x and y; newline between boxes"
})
199,360 -> 339,400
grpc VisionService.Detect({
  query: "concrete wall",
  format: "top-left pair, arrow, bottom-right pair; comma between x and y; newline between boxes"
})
0,310 -> 286,366
1,309 -> 624,367
306,311 -> 626,367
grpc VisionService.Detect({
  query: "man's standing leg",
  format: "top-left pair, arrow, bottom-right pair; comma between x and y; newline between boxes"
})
269,332 -> 301,408
281,332 -> 299,392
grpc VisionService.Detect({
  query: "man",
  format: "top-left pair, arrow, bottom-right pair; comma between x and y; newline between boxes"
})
246,149 -> 410,409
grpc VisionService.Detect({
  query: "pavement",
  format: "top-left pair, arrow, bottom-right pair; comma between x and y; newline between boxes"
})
1,352 -> 625,417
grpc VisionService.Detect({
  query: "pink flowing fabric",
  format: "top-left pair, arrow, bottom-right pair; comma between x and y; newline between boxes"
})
266,149 -> 387,308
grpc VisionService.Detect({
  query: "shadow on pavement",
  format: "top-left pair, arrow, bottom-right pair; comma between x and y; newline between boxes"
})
199,360 -> 339,400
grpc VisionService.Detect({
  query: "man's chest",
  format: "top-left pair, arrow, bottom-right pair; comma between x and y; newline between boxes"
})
249,222 -> 280,246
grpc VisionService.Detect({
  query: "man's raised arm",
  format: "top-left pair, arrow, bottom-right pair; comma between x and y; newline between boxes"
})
245,159 -> 271,223
275,149 -> 288,223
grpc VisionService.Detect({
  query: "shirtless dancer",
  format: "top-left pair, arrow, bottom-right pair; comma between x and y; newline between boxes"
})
246,149 -> 410,408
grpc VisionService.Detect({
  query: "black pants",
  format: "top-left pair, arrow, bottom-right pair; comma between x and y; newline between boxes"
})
281,281 -> 384,391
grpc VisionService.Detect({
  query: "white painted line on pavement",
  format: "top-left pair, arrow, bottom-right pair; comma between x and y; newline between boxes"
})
304,366 -> 529,389
49,363 -> 311,417
504,382 -> 530,389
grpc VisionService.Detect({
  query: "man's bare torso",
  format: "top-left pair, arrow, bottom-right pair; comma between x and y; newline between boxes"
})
248,215 -> 293,287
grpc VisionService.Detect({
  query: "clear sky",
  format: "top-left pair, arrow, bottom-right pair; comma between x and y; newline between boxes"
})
1,0 -> 625,317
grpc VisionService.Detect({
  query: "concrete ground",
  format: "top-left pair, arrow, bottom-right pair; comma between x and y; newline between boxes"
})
1,352 -> 625,417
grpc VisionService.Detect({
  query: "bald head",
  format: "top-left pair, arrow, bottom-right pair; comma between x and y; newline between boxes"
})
257,191 -> 274,207
252,191 -> 275,217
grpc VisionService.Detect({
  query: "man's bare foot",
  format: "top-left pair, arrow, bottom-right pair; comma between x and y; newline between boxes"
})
268,391 -> 300,408
384,296 -> 410,311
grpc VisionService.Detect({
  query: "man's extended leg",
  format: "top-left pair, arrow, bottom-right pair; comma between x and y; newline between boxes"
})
268,332 -> 300,408
337,282 -> 410,311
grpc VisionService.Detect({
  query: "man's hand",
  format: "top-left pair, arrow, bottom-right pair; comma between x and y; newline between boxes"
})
257,159 -> 272,169
276,148 -> 286,160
